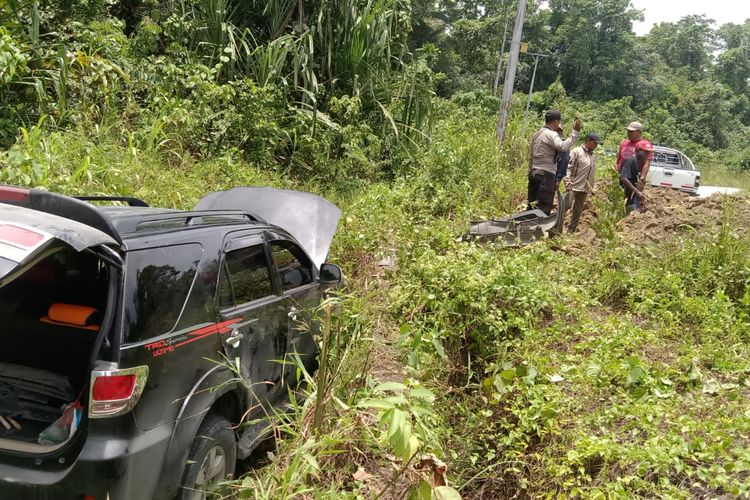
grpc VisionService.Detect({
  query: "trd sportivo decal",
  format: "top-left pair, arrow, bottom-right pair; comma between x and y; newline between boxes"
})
144,318 -> 243,357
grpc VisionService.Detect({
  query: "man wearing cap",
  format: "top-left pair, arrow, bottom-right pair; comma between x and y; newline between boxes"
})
619,140 -> 654,212
564,133 -> 602,232
528,110 -> 582,215
616,122 -> 654,189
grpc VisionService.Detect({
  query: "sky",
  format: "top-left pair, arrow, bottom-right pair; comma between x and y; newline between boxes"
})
630,0 -> 750,36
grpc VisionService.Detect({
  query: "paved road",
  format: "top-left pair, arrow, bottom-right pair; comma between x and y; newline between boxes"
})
696,186 -> 742,198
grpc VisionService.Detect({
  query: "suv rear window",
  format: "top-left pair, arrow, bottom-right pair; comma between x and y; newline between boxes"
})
123,244 -> 203,343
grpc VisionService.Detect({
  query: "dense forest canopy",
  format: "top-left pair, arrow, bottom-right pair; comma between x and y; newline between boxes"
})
417,1 -> 750,153
1,0 -> 750,189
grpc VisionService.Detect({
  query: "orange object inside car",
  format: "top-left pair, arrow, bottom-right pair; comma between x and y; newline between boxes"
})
41,303 -> 100,331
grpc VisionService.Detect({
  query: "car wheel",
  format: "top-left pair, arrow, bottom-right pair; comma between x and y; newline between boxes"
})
177,414 -> 237,500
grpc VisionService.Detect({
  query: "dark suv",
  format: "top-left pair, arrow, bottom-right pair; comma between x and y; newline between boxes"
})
0,185 -> 342,499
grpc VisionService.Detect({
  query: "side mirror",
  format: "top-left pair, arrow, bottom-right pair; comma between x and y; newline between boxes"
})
319,263 -> 342,286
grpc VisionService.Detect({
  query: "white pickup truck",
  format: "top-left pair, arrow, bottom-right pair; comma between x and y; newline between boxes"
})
647,146 -> 701,194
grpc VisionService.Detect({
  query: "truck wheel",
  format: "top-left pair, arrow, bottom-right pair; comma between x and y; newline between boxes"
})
177,414 -> 237,500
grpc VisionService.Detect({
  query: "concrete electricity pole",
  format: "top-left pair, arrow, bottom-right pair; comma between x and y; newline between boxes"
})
492,0 -> 511,96
495,0 -> 528,143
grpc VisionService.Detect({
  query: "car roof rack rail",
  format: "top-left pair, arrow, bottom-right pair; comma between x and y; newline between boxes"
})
107,210 -> 262,235
75,196 -> 150,207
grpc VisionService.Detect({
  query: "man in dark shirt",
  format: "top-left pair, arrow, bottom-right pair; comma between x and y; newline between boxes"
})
619,141 -> 653,212
554,125 -> 570,191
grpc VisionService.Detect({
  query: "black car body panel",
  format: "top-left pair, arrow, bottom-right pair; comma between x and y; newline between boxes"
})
0,185 -> 341,499
0,186 -> 123,244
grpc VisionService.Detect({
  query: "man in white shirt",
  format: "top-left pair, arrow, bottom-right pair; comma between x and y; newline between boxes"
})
564,133 -> 601,233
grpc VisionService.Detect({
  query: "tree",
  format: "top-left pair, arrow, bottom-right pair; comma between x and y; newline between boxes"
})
644,15 -> 716,80
546,0 -> 642,100
715,21 -> 750,97
670,78 -> 740,150
715,47 -> 750,95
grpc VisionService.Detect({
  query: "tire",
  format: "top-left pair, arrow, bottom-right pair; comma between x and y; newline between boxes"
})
177,414 -> 237,500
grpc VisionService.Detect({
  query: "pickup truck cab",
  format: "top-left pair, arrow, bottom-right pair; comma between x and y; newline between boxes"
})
648,146 -> 701,194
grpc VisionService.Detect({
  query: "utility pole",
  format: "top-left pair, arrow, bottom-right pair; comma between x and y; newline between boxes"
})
522,52 -> 550,132
492,0 -> 511,96
495,0 -> 528,143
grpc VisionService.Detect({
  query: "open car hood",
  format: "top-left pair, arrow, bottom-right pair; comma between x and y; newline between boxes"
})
0,204 -> 118,284
195,187 -> 341,268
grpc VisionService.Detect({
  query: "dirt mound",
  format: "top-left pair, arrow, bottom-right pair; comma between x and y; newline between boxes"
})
559,180 -> 750,251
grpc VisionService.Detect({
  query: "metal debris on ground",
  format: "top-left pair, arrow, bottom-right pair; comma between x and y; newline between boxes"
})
465,190 -> 567,246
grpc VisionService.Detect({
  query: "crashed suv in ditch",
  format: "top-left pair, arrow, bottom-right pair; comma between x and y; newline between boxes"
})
0,185 -> 342,499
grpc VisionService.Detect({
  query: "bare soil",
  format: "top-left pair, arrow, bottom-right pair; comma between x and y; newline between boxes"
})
559,181 -> 750,251
349,251 -> 407,384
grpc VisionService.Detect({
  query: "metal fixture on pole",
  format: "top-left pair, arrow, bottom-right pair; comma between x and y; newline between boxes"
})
496,0 -> 528,142
522,51 -> 550,132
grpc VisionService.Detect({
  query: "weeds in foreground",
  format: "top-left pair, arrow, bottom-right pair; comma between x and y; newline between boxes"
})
228,294 -> 459,499
590,168 -> 626,240
387,201 -> 750,498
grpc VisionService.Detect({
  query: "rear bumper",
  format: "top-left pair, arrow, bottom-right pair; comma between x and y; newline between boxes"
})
648,179 -> 700,194
0,421 -> 173,500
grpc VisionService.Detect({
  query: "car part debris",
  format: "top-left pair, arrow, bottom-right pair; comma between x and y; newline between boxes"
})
466,190 -> 567,246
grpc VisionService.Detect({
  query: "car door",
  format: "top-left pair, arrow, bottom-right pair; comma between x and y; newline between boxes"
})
217,233 -> 288,408
267,237 -> 320,384
0,203 -> 119,285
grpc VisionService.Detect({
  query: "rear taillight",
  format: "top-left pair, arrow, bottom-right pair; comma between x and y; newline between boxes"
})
0,186 -> 29,203
93,374 -> 135,400
89,366 -> 148,418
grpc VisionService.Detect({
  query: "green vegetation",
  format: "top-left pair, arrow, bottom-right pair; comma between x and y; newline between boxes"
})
2,1 -> 750,498
701,166 -> 750,192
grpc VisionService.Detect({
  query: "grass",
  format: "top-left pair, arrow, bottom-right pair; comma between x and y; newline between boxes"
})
3,102 -> 750,499
698,164 -> 750,191
388,208 -> 750,498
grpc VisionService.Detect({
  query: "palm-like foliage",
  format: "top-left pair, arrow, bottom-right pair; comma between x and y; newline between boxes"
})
181,0 -> 430,139
2,0 -> 434,148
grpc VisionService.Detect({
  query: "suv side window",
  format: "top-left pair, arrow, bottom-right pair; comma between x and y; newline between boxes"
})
123,244 -> 202,343
224,244 -> 274,305
270,240 -> 313,292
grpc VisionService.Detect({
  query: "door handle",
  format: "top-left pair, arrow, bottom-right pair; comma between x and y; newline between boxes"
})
288,307 -> 299,322
225,333 -> 244,348
224,318 -> 257,349
664,170 -> 674,176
